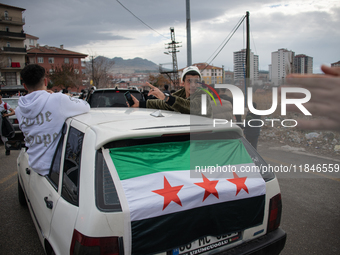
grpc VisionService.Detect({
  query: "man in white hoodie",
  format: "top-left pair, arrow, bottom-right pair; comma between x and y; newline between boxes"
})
16,64 -> 90,176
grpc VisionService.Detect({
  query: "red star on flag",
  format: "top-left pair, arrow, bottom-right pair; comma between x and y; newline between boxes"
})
194,173 -> 219,201
152,176 -> 184,210
227,171 -> 249,196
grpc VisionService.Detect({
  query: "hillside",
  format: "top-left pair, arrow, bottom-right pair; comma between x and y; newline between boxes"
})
95,56 -> 159,74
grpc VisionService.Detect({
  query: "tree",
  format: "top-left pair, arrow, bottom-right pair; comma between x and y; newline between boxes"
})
48,63 -> 82,90
148,73 -> 171,89
86,56 -> 115,88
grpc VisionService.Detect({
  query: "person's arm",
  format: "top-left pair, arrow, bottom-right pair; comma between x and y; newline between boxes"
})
286,66 -> 340,131
60,94 -> 90,118
2,107 -> 15,117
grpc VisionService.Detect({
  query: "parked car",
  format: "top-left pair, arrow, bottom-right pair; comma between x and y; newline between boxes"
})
87,88 -> 145,108
17,108 -> 286,255
2,97 -> 20,133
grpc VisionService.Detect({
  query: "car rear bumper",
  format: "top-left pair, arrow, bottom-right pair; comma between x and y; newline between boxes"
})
218,228 -> 286,255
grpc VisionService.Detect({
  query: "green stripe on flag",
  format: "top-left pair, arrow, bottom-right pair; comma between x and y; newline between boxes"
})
109,139 -> 253,180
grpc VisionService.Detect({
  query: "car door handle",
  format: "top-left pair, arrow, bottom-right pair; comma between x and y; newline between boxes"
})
44,197 -> 53,209
26,168 -> 30,175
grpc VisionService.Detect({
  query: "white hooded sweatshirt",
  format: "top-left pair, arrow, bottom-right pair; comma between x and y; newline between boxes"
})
15,91 -> 90,176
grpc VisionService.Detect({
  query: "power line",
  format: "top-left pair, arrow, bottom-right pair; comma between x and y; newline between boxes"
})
203,15 -> 246,72
116,0 -> 169,39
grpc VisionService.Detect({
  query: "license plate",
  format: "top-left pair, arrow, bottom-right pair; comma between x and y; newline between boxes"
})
172,232 -> 241,255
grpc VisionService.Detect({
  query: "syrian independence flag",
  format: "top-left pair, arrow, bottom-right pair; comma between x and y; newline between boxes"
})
109,139 -> 266,255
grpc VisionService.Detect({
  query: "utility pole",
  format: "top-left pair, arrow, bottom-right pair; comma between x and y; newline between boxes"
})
245,11 -> 250,108
186,0 -> 192,66
91,56 -> 95,87
160,27 -> 181,89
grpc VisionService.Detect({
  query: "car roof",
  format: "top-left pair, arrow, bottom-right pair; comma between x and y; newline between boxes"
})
72,108 -> 243,149
92,88 -> 141,92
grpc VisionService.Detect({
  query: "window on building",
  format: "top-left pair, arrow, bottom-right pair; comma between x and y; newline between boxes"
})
74,69 -> 79,74
5,27 -> 9,32
49,58 -> 54,64
29,39 -> 34,45
4,11 -> 9,20
38,57 -> 44,63
64,58 -> 69,64
6,42 -> 10,47
73,58 -> 79,64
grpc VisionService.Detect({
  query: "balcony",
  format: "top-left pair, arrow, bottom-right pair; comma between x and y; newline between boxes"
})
0,31 -> 26,39
0,16 -> 25,25
0,62 -> 25,70
0,47 -> 27,54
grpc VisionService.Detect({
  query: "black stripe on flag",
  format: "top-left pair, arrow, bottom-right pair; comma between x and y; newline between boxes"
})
131,195 -> 265,255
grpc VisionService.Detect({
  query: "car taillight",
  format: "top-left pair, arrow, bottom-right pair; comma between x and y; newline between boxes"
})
70,229 -> 122,255
14,119 -> 19,124
267,193 -> 282,233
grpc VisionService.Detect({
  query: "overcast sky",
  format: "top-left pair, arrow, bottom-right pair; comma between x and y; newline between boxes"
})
4,0 -> 340,73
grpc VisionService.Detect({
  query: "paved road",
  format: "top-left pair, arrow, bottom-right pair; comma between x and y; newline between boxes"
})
257,141 -> 340,255
0,141 -> 339,254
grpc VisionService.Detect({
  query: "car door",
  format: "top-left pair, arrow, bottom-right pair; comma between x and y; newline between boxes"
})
27,123 -> 69,244
28,160 -> 61,243
49,122 -> 86,255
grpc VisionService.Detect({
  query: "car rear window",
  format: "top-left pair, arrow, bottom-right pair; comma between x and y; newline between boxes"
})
97,131 -> 274,212
90,90 -> 143,107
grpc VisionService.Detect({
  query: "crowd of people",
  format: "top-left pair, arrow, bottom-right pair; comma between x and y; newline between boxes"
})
1,63 -> 339,172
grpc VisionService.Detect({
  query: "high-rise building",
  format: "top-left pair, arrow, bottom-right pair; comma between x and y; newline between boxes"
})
0,3 -> 26,91
294,54 -> 313,74
269,48 -> 295,86
233,49 -> 258,85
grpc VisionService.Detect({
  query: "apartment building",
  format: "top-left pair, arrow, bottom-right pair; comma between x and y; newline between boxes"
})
24,34 -> 39,50
27,44 -> 88,74
233,49 -> 259,85
178,63 -> 224,85
294,54 -> 313,74
0,3 -> 26,91
269,48 -> 295,86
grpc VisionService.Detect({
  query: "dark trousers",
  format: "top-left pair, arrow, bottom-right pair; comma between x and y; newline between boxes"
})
245,135 -> 259,150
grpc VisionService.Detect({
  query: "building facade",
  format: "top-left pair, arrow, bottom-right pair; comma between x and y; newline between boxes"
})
24,34 -> 39,50
269,48 -> 295,86
294,54 -> 313,74
27,45 -> 88,91
0,3 -> 26,91
233,49 -> 259,85
178,63 -> 224,85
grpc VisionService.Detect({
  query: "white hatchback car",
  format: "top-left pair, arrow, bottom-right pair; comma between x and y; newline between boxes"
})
17,108 -> 286,255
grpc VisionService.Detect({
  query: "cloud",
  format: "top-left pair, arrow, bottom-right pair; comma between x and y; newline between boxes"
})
3,0 -> 340,72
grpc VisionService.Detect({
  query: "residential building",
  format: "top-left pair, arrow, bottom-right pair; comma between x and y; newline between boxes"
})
178,63 -> 224,85
233,49 -> 259,85
331,61 -> 340,67
0,3 -> 26,92
224,70 -> 234,84
294,54 -> 313,74
24,34 -> 39,49
26,45 -> 88,91
270,48 -> 295,86
258,70 -> 269,84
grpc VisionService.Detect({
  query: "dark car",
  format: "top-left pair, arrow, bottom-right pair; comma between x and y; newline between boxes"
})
87,88 -> 145,108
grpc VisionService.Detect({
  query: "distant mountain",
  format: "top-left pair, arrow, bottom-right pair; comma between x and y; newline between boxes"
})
95,56 -> 159,74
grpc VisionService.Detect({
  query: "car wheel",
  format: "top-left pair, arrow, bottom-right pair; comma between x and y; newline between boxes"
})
18,177 -> 27,206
